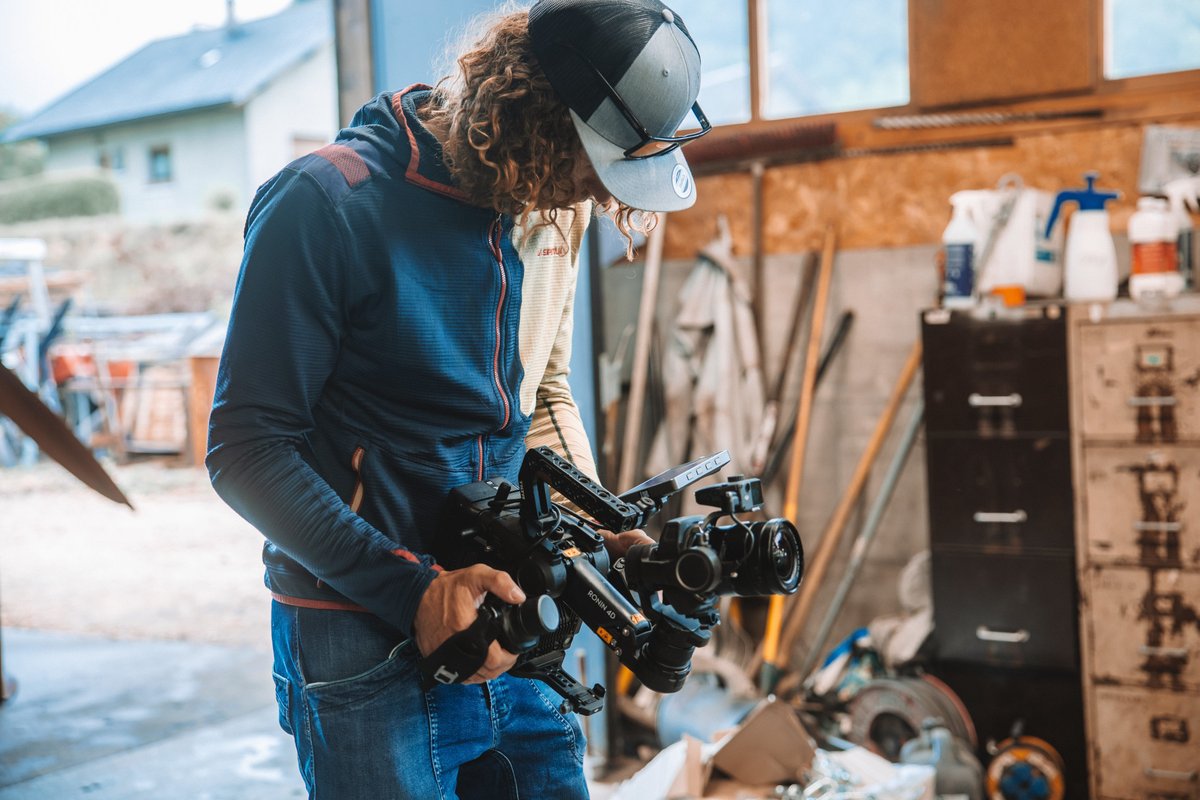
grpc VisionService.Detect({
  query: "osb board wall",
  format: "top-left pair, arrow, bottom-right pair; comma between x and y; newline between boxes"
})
664,119 -> 1200,260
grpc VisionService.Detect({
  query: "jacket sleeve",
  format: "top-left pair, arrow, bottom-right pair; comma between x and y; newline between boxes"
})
206,169 -> 437,636
525,207 -> 599,485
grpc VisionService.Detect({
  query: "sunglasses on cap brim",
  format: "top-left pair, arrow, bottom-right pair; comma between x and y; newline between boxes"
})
563,43 -> 711,160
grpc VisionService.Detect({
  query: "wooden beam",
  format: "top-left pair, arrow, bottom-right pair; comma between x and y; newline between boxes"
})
747,0 -> 767,122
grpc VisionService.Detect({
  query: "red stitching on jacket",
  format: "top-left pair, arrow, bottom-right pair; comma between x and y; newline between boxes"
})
315,144 -> 369,188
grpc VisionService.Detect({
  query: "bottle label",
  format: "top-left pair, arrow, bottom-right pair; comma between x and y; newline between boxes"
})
1132,241 -> 1178,275
943,242 -> 974,300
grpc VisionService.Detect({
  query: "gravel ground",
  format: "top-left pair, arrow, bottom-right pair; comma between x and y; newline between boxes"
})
1,459 -> 271,649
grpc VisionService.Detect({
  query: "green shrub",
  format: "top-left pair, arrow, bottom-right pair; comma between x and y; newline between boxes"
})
0,175 -> 119,224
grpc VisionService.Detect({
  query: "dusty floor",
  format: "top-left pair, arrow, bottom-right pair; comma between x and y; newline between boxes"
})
1,459 -> 270,648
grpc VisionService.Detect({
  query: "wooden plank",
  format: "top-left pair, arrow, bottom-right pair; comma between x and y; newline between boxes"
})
909,0 -> 1095,108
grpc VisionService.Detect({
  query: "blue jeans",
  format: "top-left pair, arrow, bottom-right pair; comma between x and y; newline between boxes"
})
270,601 -> 589,800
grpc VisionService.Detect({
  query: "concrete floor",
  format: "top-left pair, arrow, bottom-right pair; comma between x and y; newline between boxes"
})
0,628 -> 305,798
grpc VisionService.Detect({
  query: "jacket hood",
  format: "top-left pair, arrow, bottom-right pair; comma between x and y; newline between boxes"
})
341,84 -> 469,203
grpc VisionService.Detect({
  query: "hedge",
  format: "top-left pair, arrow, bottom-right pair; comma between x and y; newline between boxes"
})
0,175 -> 119,224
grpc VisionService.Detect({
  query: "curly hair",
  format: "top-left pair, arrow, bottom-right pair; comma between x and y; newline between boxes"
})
423,6 -> 655,257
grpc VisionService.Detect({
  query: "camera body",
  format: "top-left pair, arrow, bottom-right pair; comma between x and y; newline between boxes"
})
423,446 -> 803,714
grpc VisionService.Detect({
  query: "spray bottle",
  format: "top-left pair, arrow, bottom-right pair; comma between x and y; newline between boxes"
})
1045,172 -> 1121,302
1164,175 -> 1200,291
942,191 -> 981,308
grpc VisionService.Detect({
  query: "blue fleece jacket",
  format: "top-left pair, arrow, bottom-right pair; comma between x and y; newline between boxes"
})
207,87 -> 572,637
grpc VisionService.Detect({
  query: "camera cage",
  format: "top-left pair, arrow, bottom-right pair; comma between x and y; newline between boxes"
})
422,446 -> 800,715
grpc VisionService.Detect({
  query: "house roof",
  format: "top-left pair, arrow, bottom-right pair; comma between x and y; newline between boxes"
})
3,1 -> 331,143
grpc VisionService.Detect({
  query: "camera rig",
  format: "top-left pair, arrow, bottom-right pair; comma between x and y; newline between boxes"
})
419,446 -> 804,715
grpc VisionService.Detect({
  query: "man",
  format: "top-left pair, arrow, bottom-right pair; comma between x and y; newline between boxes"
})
206,1 -> 707,796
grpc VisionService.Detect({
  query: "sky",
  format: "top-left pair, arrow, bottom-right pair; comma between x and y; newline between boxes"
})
0,0 -> 295,117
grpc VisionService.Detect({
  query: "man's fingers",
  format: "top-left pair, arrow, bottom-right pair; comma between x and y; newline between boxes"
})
601,528 -> 656,558
466,564 -> 526,604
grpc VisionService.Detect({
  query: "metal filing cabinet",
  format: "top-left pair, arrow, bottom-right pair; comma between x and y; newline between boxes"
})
921,304 -> 1089,797
1069,297 -> 1200,800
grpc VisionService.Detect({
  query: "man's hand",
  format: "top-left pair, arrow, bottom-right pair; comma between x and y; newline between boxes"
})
414,564 -> 525,684
599,528 -> 655,560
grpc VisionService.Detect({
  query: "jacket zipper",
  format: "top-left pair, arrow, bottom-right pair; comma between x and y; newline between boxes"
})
480,215 -> 511,479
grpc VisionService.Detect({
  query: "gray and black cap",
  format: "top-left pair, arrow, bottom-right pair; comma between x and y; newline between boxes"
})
529,0 -> 704,212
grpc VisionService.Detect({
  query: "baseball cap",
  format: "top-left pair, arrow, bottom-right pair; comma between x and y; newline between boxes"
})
529,0 -> 709,212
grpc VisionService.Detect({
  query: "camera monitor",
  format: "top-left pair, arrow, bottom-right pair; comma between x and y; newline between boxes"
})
618,450 -> 731,507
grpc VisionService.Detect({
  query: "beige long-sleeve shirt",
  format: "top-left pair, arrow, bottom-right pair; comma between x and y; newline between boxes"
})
513,202 -> 599,484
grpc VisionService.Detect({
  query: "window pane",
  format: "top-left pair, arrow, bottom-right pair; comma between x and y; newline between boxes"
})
669,0 -> 751,125
1106,0 -> 1200,79
766,0 -> 908,118
149,146 -> 172,183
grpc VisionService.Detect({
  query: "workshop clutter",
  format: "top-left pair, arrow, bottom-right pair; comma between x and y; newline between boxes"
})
0,235 -> 222,465
937,163 -> 1200,311
940,176 -> 1065,307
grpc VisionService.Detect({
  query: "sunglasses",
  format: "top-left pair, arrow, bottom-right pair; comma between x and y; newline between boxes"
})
562,42 -> 711,159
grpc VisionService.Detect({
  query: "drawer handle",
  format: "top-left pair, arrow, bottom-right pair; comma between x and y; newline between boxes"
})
1138,645 -> 1190,658
1127,396 -> 1177,407
968,393 -> 1023,408
974,510 -> 1029,524
976,626 -> 1030,644
1144,767 -> 1197,782
1134,521 -> 1183,533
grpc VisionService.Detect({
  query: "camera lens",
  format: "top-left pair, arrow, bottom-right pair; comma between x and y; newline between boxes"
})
730,518 -> 803,595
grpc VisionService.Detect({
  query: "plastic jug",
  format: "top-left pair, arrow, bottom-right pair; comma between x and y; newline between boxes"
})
1129,196 -> 1184,304
1045,172 -> 1121,302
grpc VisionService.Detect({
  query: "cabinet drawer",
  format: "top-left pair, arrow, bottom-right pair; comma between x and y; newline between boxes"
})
1085,566 -> 1200,692
931,551 -> 1078,669
922,306 -> 1069,435
1080,446 -> 1200,569
927,435 -> 1074,554
1075,315 -> 1200,444
1092,685 -> 1200,800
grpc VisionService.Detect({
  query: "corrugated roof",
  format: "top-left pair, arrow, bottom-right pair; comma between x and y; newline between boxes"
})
3,1 -> 331,143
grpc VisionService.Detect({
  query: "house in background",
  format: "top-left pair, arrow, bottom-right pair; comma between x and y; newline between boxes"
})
2,0 -> 336,223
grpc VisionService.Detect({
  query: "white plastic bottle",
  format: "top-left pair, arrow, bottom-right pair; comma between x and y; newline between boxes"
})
942,191 -> 978,308
1045,173 -> 1120,303
1129,196 -> 1184,304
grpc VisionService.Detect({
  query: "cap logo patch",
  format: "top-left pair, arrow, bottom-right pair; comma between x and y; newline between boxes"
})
671,163 -> 693,199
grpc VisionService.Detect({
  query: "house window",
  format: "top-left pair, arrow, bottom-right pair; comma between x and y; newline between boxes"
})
1106,0 -> 1200,79
98,147 -> 125,172
148,145 -> 172,183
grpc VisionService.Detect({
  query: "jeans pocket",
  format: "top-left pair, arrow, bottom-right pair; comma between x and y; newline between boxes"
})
302,639 -> 415,711
272,671 -> 294,735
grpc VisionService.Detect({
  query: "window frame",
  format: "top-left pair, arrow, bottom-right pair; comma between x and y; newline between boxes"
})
697,0 -> 1200,149
148,145 -> 172,184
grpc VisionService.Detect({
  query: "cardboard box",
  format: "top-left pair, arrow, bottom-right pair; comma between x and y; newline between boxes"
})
709,697 -> 817,785
613,698 -> 816,800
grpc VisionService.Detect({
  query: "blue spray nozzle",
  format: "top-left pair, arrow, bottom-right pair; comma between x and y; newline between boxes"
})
1045,172 -> 1121,238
